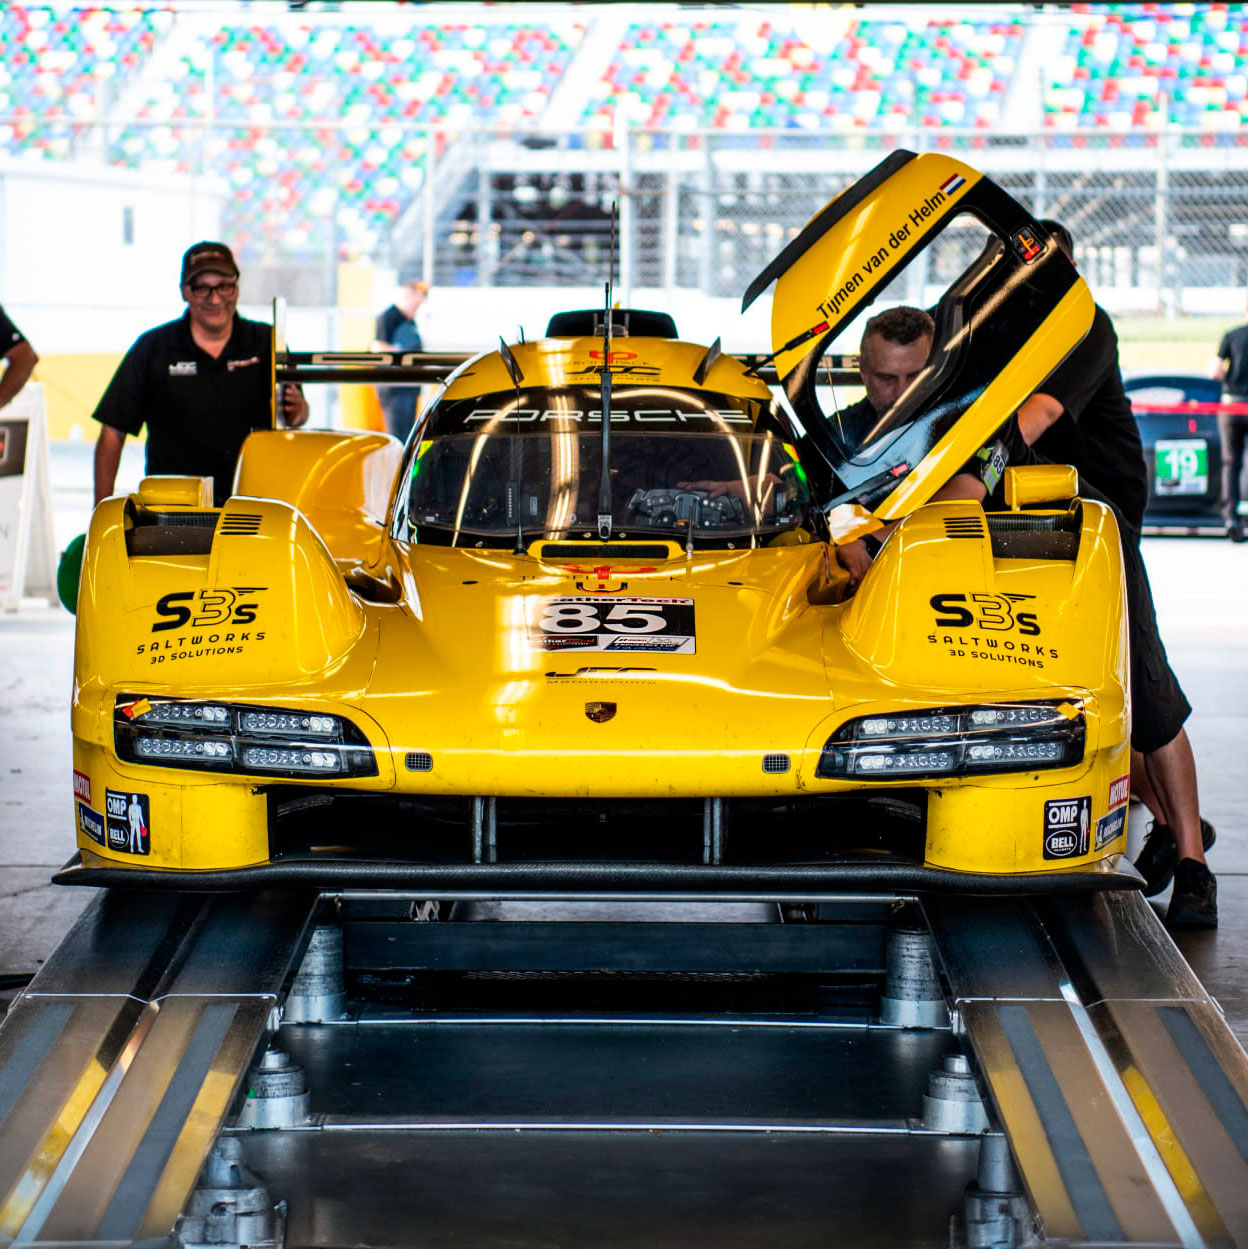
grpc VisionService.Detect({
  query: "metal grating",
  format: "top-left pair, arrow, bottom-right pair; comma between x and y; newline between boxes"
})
762,753 -> 791,774
217,513 -> 263,535
148,511 -> 218,529
943,519 -> 985,539
405,752 -> 434,772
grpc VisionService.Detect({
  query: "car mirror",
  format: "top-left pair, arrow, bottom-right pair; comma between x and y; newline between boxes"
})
1003,464 -> 1078,509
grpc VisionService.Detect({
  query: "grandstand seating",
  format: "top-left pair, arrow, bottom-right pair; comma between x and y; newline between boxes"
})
584,15 -> 1024,132
0,5 -> 171,158
2,5 -> 1247,262
106,18 -> 586,258
1045,4 -> 1248,131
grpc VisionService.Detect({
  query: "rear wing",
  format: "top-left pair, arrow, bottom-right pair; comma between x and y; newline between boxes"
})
272,347 -> 862,390
269,293 -> 864,391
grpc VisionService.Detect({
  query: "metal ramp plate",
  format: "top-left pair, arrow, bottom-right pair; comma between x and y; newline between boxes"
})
0,888 -> 318,1246
926,890 -> 1248,1248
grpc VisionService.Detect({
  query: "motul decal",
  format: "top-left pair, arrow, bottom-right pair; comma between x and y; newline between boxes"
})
1108,775 -> 1130,809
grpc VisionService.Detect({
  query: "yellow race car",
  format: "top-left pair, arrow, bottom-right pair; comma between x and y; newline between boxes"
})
60,151 -> 1133,893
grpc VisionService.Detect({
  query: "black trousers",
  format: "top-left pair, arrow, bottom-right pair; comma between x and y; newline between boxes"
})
1004,447 -> 1190,753
1217,401 -> 1248,524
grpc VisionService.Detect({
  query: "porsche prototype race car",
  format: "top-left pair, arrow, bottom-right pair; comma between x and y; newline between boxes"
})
62,151 -> 1135,893
1124,372 -> 1248,531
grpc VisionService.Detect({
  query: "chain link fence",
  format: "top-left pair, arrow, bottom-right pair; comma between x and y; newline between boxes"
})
16,116 -> 1241,316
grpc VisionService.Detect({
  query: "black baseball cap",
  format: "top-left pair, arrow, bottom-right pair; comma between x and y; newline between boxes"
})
181,241 -> 239,286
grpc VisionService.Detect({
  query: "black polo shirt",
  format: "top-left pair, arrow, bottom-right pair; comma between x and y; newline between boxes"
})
1217,322 -> 1248,398
93,312 -> 273,506
1031,304 -> 1147,532
0,304 -> 27,353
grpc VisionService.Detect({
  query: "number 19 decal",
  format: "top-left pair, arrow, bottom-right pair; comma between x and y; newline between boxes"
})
531,597 -> 695,654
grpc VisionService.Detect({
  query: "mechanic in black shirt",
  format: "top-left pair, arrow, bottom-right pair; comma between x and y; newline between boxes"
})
0,303 -> 38,411
1210,305 -> 1248,542
92,241 -> 308,507
1010,220 -> 1215,928
827,307 -> 962,586
371,267 -> 427,442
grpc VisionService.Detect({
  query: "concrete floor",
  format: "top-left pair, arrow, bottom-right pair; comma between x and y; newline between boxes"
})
2,448 -> 1247,1032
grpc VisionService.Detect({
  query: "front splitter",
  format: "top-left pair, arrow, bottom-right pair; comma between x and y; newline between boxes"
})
53,852 -> 1144,896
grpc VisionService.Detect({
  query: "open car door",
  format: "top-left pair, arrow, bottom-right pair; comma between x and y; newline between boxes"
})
743,150 -> 1095,522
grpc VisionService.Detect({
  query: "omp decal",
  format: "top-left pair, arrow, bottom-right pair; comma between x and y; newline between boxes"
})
150,587 -> 266,632
1108,775 -> 1130,809
1043,796 -> 1091,859
1095,807 -> 1126,851
72,769 -> 91,803
531,597 -> 695,654
77,802 -> 105,846
105,789 -> 150,856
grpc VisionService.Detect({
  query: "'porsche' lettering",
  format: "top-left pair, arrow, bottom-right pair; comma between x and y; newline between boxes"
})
462,408 -> 750,425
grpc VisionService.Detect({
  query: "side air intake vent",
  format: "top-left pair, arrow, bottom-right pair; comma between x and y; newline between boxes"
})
943,518 -> 985,539
150,511 -> 218,528
986,511 -> 1080,561
762,753 -> 791,774
405,752 -> 434,772
217,513 -> 263,536
125,509 -> 217,556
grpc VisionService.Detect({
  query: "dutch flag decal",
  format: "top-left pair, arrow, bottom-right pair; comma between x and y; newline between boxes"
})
939,173 -> 966,196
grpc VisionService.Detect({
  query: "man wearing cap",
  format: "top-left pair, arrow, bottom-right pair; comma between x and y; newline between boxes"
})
0,303 -> 38,411
371,266 -> 428,441
1210,297 -> 1248,543
92,241 -> 308,507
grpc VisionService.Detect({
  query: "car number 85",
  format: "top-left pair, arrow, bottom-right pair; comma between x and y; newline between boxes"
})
540,602 -> 667,633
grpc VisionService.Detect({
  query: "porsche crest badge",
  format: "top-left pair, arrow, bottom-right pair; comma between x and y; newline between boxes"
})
585,701 -> 617,723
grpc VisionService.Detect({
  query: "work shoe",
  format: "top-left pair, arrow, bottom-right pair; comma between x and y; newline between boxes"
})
1134,817 -> 1216,897
1166,858 -> 1218,930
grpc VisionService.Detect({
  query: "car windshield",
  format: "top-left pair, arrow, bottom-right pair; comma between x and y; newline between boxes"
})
404,429 -> 811,545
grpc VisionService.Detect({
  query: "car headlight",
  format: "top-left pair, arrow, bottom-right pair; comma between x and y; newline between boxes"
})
114,696 -> 377,779
816,700 -> 1085,780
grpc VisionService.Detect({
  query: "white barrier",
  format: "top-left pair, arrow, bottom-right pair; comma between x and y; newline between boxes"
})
0,382 -> 57,611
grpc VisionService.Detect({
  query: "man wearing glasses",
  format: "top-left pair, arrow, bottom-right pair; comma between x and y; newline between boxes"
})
92,241 -> 308,506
